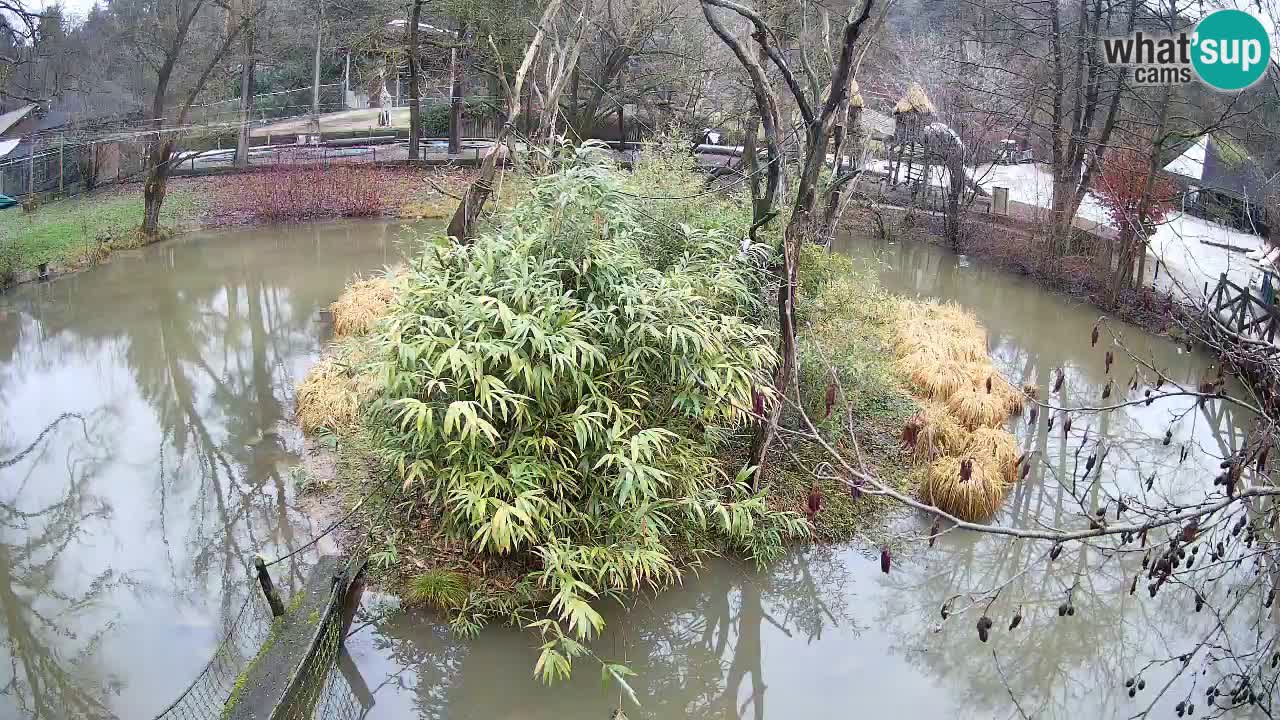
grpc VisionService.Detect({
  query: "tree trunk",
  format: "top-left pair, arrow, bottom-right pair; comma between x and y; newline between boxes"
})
448,26 -> 465,155
1106,225 -> 1135,307
445,0 -> 565,241
747,123 -> 830,480
944,153 -> 964,249
1134,238 -> 1147,288
567,63 -> 580,140
234,26 -> 256,168
142,138 -> 174,237
407,0 -> 422,160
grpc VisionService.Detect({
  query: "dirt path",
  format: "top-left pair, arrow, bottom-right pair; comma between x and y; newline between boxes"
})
251,108 -> 414,137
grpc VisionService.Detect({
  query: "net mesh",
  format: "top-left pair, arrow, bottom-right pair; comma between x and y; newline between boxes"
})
150,593 -> 272,720
153,569 -> 372,720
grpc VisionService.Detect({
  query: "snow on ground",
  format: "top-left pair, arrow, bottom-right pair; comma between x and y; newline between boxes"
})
968,162 -> 1266,301
1148,213 -> 1265,300
970,163 -> 1112,228
863,158 -> 952,188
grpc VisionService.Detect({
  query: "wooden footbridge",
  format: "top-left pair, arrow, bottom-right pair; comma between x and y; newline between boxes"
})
1206,273 -> 1280,344
151,554 -> 373,720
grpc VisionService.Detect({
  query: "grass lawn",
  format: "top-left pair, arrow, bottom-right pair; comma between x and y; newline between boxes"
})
0,188 -> 197,273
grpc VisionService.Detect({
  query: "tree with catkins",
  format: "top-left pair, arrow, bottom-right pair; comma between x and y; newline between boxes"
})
976,615 -> 992,642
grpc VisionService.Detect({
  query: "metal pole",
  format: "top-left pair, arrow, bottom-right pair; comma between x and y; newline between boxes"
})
58,137 -> 63,194
343,49 -> 351,109
254,556 -> 286,617
311,0 -> 324,135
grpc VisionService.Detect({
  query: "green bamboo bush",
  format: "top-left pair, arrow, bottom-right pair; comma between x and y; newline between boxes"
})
365,146 -> 808,680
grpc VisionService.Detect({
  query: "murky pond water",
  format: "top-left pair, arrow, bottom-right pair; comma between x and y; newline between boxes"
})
0,220 -> 416,719
1,224 -> 1266,719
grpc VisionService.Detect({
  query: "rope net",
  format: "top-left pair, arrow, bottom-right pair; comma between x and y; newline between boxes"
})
277,608 -> 372,720
152,569 -> 372,720
150,593 -> 272,720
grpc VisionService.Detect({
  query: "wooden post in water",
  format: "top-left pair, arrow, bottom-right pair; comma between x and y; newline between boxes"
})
255,555 -> 286,617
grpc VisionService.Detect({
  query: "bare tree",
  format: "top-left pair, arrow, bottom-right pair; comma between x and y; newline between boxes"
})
407,0 -> 424,159
445,0 -> 573,241
232,0 -> 257,168
701,0 -> 878,482
112,0 -> 256,236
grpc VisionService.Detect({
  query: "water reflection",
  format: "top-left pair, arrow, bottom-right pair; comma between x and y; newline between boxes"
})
349,548 -> 862,720
0,220 -> 419,718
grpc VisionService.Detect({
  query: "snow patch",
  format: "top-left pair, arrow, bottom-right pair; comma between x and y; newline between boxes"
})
1162,136 -> 1206,181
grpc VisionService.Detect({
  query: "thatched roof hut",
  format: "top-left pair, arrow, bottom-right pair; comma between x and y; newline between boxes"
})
893,83 -> 936,115
849,78 -> 865,109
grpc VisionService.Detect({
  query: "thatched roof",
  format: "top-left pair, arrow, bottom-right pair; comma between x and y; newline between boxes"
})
849,78 -> 864,109
894,83 -> 936,115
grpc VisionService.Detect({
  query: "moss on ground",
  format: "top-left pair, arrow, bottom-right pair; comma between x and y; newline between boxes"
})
761,244 -> 924,544
0,188 -> 198,272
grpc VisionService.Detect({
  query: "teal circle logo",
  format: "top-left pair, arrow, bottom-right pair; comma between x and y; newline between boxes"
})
1192,9 -> 1271,91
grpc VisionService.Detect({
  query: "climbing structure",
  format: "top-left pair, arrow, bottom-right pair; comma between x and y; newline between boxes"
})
888,83 -> 938,191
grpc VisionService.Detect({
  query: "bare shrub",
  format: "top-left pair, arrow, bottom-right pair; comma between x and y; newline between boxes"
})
222,165 -> 389,223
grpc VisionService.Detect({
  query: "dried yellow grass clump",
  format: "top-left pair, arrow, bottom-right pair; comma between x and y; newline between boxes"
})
894,298 -> 1026,520
968,364 -> 1025,416
893,83 -> 937,115
900,350 -> 971,399
296,357 -> 359,433
904,401 -> 969,461
331,276 -> 397,337
922,454 -> 1008,522
946,385 -> 1008,430
893,301 -> 987,363
964,428 -> 1019,482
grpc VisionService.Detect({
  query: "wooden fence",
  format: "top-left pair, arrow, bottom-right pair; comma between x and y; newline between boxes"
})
1206,273 -> 1280,343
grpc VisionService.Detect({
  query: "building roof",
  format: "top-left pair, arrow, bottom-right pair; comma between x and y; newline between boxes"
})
0,104 -> 36,137
893,84 -> 936,115
0,138 -> 19,159
385,19 -> 451,35
1164,134 -> 1266,200
1163,135 -> 1206,180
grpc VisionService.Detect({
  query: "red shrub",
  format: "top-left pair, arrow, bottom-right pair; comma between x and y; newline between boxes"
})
1093,148 -> 1176,233
221,164 -> 388,223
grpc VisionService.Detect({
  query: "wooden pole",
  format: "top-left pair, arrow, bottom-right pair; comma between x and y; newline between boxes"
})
617,102 -> 625,152
27,136 -> 35,196
254,556 -> 286,617
58,137 -> 64,194
447,26 -> 465,155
